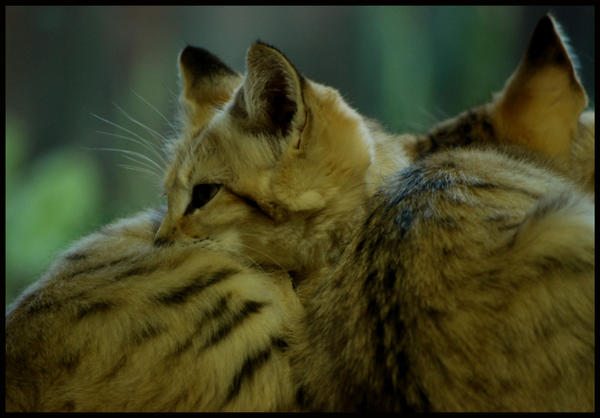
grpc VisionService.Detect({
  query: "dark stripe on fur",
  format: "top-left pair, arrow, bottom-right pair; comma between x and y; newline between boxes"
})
460,179 -> 542,200
272,336 -> 289,352
166,295 -> 231,358
64,253 -> 87,261
26,299 -> 60,315
76,300 -> 113,319
155,269 -> 238,305
295,386 -> 309,409
113,265 -> 159,281
201,300 -> 265,350
224,346 -> 272,404
169,337 -> 194,359
130,322 -> 163,346
535,255 -> 594,274
58,351 -> 81,374
100,354 -> 127,382
66,256 -> 131,280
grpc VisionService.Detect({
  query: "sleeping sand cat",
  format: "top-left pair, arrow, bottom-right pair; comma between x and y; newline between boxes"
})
5,14 -> 594,412
289,14 -> 594,412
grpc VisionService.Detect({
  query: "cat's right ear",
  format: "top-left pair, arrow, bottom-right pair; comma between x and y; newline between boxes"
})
178,46 -> 243,133
231,42 -> 307,140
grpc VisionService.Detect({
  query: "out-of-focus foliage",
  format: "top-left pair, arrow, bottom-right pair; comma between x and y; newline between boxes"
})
5,6 -> 595,306
6,117 -> 103,304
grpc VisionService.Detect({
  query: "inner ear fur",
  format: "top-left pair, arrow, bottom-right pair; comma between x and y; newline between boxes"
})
178,46 -> 242,131
235,41 -> 306,137
491,14 -> 588,160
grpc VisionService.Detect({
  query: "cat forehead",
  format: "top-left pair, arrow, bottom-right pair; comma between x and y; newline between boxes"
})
169,109 -> 281,185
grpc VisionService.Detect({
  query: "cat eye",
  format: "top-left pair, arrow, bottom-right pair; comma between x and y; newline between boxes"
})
184,184 -> 221,215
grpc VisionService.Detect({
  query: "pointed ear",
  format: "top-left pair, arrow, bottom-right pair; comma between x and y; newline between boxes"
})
233,42 -> 306,137
178,46 -> 242,132
491,14 -> 588,159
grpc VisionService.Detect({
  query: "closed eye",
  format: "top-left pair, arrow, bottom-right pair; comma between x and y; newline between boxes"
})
184,184 -> 221,215
235,193 -> 274,220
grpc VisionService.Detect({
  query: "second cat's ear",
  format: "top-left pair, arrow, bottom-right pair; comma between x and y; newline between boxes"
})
231,42 -> 306,138
178,46 -> 243,132
491,14 -> 588,160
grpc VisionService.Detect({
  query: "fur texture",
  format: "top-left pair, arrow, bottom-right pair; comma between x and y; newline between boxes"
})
5,14 -> 594,412
289,14 -> 594,412
6,208 -> 301,412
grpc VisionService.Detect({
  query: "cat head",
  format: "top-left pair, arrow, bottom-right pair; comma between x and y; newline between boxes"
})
156,42 -> 375,274
424,14 -> 590,166
155,14 -> 592,276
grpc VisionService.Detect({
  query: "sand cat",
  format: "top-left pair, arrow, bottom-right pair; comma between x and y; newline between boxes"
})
6,14 -> 593,412
289,14 -> 594,412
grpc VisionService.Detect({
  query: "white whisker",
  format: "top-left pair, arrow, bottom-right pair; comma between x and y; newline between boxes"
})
130,89 -> 175,129
235,235 -> 288,272
90,113 -> 167,168
95,130 -> 166,166
112,102 -> 168,142
85,146 -> 164,173
118,164 -> 163,181
117,152 -> 163,175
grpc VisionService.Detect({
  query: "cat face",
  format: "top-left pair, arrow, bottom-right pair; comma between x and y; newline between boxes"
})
156,15 -> 592,276
156,43 -> 376,274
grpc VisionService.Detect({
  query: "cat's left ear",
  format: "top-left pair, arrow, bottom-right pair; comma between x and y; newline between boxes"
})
178,46 -> 243,132
232,41 -> 306,139
491,14 -> 588,159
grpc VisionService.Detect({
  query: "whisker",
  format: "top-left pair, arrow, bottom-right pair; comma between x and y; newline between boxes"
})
112,102 -> 168,142
111,103 -> 169,167
234,237 -> 287,272
95,130 -> 166,166
118,164 -> 163,181
84,146 -> 164,173
130,89 -> 177,131
90,113 -> 166,168
433,105 -> 449,121
417,106 -> 440,126
117,152 -> 163,175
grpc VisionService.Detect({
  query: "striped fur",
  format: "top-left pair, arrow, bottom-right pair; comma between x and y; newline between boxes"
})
5,208 -> 302,411
5,14 -> 594,413
291,145 -> 594,411
289,15 -> 594,412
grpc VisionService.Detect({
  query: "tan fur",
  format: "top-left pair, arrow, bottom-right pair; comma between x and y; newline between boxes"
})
5,14 -> 594,413
289,15 -> 594,412
6,208 -> 302,412
491,16 -> 587,161
156,42 -> 413,281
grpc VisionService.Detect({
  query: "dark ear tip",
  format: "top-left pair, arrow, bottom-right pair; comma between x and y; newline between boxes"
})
253,39 -> 275,50
534,14 -> 557,36
525,13 -> 568,66
179,45 -> 235,77
249,40 -> 287,57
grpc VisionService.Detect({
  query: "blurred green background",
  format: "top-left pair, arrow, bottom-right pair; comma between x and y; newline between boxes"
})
5,6 -> 595,306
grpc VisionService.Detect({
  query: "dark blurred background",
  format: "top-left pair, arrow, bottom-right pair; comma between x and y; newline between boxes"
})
5,6 -> 595,306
